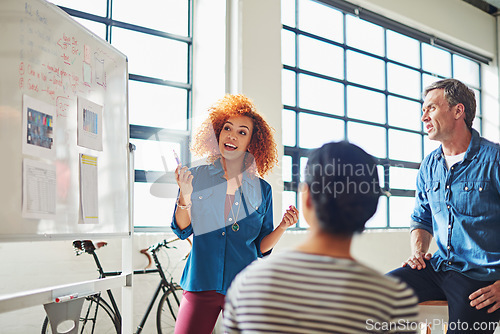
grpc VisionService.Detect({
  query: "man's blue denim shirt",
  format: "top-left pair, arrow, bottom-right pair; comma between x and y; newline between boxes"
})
171,159 -> 274,295
411,129 -> 500,281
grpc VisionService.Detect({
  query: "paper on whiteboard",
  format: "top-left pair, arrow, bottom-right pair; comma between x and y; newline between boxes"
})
22,158 -> 56,219
22,94 -> 56,159
79,154 -> 99,224
77,97 -> 103,151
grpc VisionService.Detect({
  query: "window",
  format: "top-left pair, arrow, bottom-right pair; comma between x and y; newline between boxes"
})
281,0 -> 483,228
52,0 -> 193,230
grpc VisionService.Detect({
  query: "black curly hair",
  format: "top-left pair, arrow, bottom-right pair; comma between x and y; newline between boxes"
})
304,141 -> 380,236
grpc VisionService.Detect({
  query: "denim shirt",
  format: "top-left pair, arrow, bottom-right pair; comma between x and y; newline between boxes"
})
411,129 -> 500,281
171,159 -> 274,295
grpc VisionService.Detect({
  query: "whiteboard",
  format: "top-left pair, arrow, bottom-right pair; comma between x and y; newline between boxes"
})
0,0 -> 130,240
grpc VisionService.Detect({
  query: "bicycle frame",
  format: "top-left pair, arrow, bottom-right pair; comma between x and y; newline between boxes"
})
75,239 -> 183,334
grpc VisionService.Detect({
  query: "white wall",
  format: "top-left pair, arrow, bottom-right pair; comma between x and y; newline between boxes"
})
0,0 -> 499,333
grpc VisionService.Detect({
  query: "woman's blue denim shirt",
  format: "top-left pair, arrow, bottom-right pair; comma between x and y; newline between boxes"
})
171,159 -> 274,295
411,129 -> 500,281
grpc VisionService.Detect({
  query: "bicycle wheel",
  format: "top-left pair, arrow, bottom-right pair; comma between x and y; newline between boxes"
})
41,295 -> 120,334
156,284 -> 183,334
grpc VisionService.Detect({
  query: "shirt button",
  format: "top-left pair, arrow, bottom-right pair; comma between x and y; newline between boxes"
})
451,167 -> 454,170
447,246 -> 451,250
235,202 -> 239,205
222,232 -> 225,236
448,225 -> 451,229
447,205 -> 450,209
228,218 -> 233,222
446,185 -> 450,189
199,196 -> 203,199
255,206 -> 259,210
464,186 -> 468,191
448,261 -> 452,265
479,187 -> 483,192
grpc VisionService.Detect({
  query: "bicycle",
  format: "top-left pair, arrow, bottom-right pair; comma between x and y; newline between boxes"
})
41,237 -> 191,334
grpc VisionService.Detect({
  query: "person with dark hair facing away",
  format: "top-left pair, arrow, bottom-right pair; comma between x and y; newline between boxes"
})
388,78 -> 500,334
224,141 -> 419,334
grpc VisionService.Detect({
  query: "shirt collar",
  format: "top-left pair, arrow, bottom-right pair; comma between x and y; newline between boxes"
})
463,129 -> 481,161
433,129 -> 480,161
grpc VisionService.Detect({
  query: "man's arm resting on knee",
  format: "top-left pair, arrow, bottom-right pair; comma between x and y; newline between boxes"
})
402,227 -> 433,270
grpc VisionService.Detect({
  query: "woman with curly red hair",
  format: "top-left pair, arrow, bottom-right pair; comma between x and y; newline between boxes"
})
171,94 -> 298,333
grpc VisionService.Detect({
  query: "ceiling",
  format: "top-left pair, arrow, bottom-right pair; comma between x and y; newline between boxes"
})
463,0 -> 500,14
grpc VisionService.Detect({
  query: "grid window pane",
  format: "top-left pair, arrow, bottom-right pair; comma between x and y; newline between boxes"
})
347,50 -> 385,90
113,0 -> 188,36
130,139 -> 181,172
453,54 -> 480,88
296,189 -> 308,228
282,155 -> 293,183
129,81 -> 188,130
56,1 -> 192,230
348,122 -> 386,159
389,166 -> 418,190
283,190 -> 297,216
112,27 -> 188,82
300,157 -> 308,182
472,89 -> 481,116
282,109 -> 296,147
299,114 -> 344,149
298,74 -> 344,115
282,30 -> 296,66
346,15 -> 384,56
134,182 -> 177,227
424,135 -> 441,156
282,0 -> 483,230
50,0 -> 106,16
347,86 -> 385,124
422,73 -> 439,90
298,36 -> 344,79
387,63 -> 421,99
282,0 -> 296,27
389,129 -> 422,162
388,96 -> 422,131
298,0 -> 343,43
389,196 -> 414,227
365,197 -> 387,228
74,18 -> 106,40
387,30 -> 420,67
282,70 -> 296,107
422,43 -> 451,77
377,165 -> 385,188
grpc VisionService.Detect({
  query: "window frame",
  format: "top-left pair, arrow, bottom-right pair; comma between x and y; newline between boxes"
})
58,1 -> 194,232
282,0 -> 486,229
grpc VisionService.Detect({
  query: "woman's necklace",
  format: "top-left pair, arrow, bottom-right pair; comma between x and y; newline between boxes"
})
227,191 -> 242,232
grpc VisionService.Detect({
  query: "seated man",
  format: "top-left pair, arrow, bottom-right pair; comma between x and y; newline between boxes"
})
223,141 -> 419,333
388,79 -> 500,334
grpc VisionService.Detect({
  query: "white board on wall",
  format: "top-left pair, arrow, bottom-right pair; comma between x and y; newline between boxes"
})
0,0 -> 131,241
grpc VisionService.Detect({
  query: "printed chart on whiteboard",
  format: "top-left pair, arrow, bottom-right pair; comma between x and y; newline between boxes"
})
79,154 -> 99,224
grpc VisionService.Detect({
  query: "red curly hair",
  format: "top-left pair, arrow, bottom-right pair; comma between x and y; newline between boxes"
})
191,94 -> 278,177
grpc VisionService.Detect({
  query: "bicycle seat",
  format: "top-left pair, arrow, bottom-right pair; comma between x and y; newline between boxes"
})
73,240 -> 108,254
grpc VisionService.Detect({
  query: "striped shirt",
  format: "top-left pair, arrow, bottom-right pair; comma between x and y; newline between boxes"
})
223,251 -> 419,334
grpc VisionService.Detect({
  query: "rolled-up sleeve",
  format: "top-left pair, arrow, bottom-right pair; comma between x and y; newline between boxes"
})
171,212 -> 193,239
410,165 -> 433,235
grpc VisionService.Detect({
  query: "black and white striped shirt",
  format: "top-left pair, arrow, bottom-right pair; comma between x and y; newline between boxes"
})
223,251 -> 418,333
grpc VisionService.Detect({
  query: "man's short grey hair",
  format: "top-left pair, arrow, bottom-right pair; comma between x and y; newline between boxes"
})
424,78 -> 476,130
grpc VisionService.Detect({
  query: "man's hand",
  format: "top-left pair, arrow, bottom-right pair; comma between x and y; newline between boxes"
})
469,280 -> 500,313
402,251 -> 432,270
